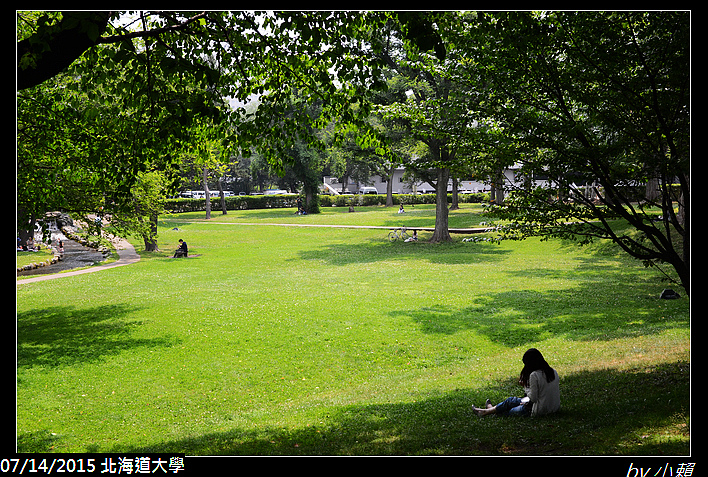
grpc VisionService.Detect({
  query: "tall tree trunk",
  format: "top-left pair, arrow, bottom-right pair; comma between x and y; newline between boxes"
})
304,186 -> 320,214
678,173 -> 689,295
450,177 -> 460,210
17,208 -> 36,248
493,169 -> 505,204
385,165 -> 395,207
203,167 -> 211,220
143,211 -> 159,251
341,174 -> 349,194
429,167 -> 452,243
217,177 -> 227,215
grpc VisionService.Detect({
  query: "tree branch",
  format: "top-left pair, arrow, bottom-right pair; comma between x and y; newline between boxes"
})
95,11 -> 208,45
17,11 -> 208,91
17,11 -> 112,90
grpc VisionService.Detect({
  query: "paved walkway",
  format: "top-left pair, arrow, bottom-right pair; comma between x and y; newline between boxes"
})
16,238 -> 140,285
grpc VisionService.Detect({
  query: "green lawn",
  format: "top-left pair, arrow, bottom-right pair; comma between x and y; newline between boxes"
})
16,204 -> 690,455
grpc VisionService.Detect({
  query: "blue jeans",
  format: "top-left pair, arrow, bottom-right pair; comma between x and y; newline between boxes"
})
495,397 -> 531,416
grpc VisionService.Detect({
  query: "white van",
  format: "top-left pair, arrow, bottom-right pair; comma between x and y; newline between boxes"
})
359,187 -> 378,194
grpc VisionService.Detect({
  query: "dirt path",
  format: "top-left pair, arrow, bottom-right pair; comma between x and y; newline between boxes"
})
16,238 -> 140,285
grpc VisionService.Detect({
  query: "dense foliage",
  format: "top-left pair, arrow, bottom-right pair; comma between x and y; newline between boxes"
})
17,11 -> 689,292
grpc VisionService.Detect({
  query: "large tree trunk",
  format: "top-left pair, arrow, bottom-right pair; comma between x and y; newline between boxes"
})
493,169 -> 505,204
429,167 -> 452,243
143,212 -> 159,251
305,188 -> 319,214
677,173 -> 689,295
341,174 -> 349,194
450,177 -> 460,210
203,167 -> 211,220
17,207 -> 36,248
217,177 -> 227,215
385,166 -> 395,207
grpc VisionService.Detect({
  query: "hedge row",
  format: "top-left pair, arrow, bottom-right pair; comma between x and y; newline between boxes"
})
320,192 -> 490,208
164,192 -> 490,214
165,195 -> 299,213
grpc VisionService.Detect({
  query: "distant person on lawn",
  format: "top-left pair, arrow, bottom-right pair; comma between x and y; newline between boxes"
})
173,239 -> 188,258
472,348 -> 560,417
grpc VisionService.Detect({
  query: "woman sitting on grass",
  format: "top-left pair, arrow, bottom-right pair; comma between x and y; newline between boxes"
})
473,348 -> 560,417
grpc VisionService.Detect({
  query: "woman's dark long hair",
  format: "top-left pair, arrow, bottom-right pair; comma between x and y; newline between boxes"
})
519,348 -> 555,387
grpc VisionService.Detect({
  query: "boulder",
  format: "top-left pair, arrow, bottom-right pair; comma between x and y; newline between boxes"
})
660,289 -> 681,299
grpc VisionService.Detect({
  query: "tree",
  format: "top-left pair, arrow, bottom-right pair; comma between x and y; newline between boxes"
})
463,11 -> 690,294
324,72 -> 415,204
325,128 -> 380,195
17,11 -> 219,243
371,74 -> 419,207
115,170 -> 170,251
180,119 -> 232,220
286,141 -> 326,214
372,12 -> 482,242
16,53 -> 184,247
17,11 -> 449,242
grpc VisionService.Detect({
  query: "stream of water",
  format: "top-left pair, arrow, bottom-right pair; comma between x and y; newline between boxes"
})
17,232 -> 107,277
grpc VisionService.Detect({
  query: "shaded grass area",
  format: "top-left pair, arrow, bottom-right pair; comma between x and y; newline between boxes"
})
113,361 -> 691,456
16,205 -> 690,455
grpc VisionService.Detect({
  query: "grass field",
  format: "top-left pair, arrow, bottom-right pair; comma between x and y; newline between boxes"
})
16,204 -> 690,456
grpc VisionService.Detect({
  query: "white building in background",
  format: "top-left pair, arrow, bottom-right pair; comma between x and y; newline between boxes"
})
323,164 -> 538,195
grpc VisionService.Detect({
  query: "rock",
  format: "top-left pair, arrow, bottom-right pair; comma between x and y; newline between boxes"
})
660,289 -> 680,299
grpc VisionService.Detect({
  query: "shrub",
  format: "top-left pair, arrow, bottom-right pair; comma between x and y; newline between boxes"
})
165,195 -> 300,213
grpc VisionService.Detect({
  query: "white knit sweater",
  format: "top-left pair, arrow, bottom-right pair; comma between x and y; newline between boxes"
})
524,368 -> 560,416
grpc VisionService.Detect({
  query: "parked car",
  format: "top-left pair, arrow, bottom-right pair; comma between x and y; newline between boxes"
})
359,187 -> 378,194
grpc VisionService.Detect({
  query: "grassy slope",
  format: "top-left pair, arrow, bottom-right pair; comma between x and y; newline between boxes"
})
16,205 -> 690,455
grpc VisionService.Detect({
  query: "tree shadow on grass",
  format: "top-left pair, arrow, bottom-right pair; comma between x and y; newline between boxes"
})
295,238 -> 510,267
34,360 -> 686,456
389,286 -> 688,347
387,252 -> 689,346
17,305 -> 180,370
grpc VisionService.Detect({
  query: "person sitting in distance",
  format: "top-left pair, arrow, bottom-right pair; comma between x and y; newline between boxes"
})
173,239 -> 188,258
